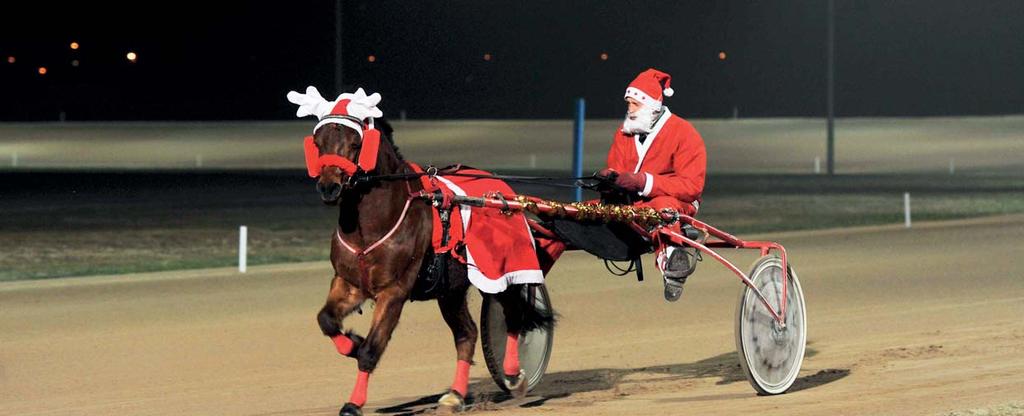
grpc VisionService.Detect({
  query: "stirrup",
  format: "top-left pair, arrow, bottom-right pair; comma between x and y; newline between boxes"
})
664,247 -> 697,279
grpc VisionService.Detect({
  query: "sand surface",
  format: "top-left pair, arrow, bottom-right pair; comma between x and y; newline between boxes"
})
2,215 -> 1023,415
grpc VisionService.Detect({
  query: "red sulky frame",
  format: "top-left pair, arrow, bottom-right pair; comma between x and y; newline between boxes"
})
655,215 -> 790,327
420,192 -> 792,327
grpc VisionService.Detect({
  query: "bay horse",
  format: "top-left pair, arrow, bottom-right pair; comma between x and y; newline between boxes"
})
309,117 -> 554,415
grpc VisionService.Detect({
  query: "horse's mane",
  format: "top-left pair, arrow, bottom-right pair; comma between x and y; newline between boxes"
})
375,118 -> 403,161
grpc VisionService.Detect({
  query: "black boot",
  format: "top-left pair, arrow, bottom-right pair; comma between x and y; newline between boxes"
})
663,247 -> 697,302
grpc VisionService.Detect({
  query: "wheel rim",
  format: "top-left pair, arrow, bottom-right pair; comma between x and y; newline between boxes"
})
519,286 -> 553,389
737,258 -> 806,394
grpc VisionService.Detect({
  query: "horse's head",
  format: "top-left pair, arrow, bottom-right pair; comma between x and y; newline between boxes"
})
310,121 -> 365,204
289,86 -> 390,205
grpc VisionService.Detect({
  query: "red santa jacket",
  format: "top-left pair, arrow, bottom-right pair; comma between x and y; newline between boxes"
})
606,108 -> 706,209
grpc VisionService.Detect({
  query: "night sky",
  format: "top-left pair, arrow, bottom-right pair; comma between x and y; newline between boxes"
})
2,1 -> 1022,121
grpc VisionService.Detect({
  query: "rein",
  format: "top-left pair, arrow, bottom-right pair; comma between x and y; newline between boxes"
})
352,166 -> 600,190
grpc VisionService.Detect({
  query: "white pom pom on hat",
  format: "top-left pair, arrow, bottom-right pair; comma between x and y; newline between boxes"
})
663,87 -> 674,97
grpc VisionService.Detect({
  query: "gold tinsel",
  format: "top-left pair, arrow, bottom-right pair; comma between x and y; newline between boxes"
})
514,196 -> 667,227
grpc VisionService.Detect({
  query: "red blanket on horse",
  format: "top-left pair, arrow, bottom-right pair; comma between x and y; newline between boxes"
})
411,163 -> 544,294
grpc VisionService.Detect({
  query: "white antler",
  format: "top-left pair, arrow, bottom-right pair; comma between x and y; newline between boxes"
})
286,86 -> 335,119
287,86 -> 384,124
336,88 -> 383,121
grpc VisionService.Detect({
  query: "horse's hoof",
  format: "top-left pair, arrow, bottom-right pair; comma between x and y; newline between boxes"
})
504,370 -> 528,398
339,402 -> 362,416
437,390 -> 466,412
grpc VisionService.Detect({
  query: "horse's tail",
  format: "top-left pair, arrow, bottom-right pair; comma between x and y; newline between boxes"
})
503,284 -> 557,333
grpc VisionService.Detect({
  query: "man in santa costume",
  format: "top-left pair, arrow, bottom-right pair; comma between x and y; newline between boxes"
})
600,68 -> 707,302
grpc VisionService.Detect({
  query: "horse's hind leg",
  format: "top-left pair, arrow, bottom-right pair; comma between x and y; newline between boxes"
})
436,286 -> 476,409
496,285 -> 555,397
496,289 -> 526,395
341,286 -> 408,413
317,276 -> 367,358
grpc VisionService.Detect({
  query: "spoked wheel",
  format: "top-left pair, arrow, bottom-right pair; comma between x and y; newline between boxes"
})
480,284 -> 554,393
735,255 -> 807,395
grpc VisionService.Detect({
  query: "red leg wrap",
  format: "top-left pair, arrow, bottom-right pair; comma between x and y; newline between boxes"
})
503,332 -> 520,376
348,370 -> 370,407
451,359 -> 471,397
331,334 -> 354,356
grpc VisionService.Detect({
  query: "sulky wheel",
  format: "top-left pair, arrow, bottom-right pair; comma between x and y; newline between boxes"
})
480,284 -> 554,394
734,255 -> 807,395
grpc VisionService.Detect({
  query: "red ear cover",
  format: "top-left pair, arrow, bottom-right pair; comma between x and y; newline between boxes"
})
358,129 -> 381,172
304,135 -> 321,177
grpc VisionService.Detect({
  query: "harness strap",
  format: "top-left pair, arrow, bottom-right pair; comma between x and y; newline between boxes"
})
336,181 -> 416,293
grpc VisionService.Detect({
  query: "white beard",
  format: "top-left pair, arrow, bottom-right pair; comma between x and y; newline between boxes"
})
621,104 -> 660,135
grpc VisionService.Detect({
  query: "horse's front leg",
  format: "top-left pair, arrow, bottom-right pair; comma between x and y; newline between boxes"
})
436,287 -> 476,410
340,286 -> 408,416
317,276 -> 367,358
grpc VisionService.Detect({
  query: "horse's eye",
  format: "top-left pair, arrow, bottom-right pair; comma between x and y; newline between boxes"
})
351,142 -> 362,150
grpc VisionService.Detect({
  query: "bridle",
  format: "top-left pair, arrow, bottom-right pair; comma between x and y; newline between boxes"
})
304,116 -> 382,179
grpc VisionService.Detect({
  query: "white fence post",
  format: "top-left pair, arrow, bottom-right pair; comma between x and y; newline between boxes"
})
904,193 -> 911,229
949,158 -> 955,175
196,154 -> 203,168
814,157 -> 821,174
530,154 -> 537,169
239,226 -> 248,273
11,152 -> 18,168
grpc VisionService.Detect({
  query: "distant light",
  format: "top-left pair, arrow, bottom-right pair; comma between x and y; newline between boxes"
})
6,56 -> 14,64
367,55 -> 376,63
70,42 -> 80,50
718,51 -> 727,61
71,59 -> 80,67
483,53 -> 492,61
38,67 -> 47,75
126,51 -> 138,63
600,52 -> 609,61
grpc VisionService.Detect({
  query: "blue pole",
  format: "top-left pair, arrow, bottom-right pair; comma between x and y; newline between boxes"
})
572,98 -> 585,201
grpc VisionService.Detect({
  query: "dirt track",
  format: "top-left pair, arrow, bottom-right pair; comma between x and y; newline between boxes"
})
2,215 -> 1023,415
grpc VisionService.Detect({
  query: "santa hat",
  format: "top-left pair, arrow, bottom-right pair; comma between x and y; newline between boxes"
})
286,86 -> 383,136
624,68 -> 674,108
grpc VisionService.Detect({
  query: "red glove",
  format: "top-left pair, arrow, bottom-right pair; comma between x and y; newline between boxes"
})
614,172 -> 647,192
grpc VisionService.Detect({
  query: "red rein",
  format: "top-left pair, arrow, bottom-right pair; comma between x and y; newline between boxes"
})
303,128 -> 382,178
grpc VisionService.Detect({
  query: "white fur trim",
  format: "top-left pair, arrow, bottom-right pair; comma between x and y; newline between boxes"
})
633,107 -> 672,173
663,87 -> 674,97
625,87 -> 662,109
465,253 -> 544,294
640,172 -> 654,197
313,118 -> 363,137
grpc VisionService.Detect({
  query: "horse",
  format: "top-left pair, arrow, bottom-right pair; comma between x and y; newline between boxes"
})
309,117 -> 555,416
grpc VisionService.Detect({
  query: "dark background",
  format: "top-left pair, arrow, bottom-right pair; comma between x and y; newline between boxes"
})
2,0 -> 1022,121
